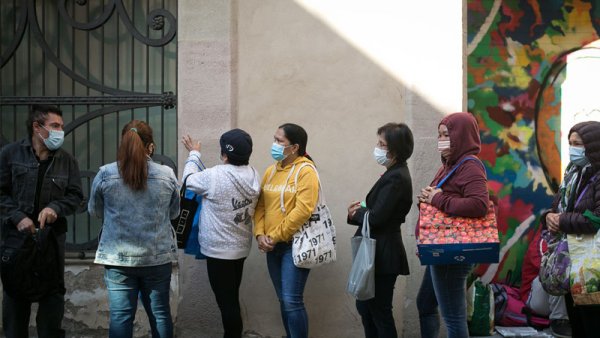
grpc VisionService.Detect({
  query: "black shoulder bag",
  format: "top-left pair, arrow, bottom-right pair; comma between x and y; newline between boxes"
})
171,176 -> 199,249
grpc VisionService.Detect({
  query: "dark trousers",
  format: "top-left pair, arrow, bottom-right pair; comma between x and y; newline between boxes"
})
565,293 -> 600,338
2,291 -> 65,338
206,257 -> 246,338
356,273 -> 398,338
2,233 -> 66,338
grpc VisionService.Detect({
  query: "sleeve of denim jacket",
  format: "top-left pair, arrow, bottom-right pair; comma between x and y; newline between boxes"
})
46,154 -> 84,217
0,146 -> 28,226
168,168 -> 180,220
88,168 -> 104,219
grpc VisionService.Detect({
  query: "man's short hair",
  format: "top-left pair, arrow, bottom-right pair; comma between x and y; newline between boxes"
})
26,105 -> 62,137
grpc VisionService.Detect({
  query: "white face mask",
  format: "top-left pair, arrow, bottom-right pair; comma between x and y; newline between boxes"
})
373,147 -> 391,167
38,125 -> 65,151
437,140 -> 451,152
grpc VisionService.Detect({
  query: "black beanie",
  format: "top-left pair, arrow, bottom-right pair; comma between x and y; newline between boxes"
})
220,128 -> 253,165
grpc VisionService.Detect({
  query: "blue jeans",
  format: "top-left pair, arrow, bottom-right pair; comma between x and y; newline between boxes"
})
416,264 -> 473,338
104,263 -> 173,338
266,242 -> 310,338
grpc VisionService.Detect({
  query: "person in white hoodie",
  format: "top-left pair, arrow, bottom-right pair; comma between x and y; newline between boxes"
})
182,129 -> 260,338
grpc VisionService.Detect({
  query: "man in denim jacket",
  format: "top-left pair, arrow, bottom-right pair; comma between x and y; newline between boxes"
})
0,105 -> 83,338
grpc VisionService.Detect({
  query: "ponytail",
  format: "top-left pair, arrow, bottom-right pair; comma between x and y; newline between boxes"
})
279,123 -> 314,162
118,121 -> 154,190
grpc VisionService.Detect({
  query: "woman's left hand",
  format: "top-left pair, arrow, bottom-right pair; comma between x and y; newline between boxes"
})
182,134 -> 201,152
418,186 -> 442,204
347,201 -> 361,218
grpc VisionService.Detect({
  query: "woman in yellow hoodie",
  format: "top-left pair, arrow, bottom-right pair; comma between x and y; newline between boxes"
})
254,123 -> 319,338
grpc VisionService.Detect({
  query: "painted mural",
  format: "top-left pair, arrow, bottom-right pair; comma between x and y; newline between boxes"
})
467,0 -> 600,284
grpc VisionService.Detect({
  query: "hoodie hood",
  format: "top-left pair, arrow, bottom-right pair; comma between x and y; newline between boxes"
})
439,112 -> 481,165
223,165 -> 261,200
574,121 -> 600,172
274,155 -> 314,172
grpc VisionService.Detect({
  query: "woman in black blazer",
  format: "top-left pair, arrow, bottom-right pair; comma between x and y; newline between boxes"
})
347,122 -> 414,338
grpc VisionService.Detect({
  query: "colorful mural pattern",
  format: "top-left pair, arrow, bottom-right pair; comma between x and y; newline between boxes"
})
467,0 -> 600,283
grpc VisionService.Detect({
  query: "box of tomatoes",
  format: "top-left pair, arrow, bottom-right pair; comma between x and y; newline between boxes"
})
417,202 -> 499,265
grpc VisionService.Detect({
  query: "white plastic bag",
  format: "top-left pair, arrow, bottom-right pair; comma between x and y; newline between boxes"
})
346,212 -> 376,300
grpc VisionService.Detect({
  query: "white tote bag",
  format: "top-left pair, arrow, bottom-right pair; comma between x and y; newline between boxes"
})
278,163 -> 337,268
346,211 -> 376,300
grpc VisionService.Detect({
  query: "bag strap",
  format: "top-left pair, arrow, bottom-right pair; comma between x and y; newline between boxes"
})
295,163 -> 324,202
180,175 -> 190,199
278,162 -> 323,213
278,164 -> 297,213
574,172 -> 600,208
181,161 -> 205,199
436,156 -> 484,189
362,211 -> 371,238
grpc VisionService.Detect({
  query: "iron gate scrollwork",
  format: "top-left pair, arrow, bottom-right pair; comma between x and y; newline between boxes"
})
0,0 -> 178,254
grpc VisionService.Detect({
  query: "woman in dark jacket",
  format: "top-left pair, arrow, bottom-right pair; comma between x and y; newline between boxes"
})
347,122 -> 414,338
541,121 -> 600,338
416,112 -> 489,338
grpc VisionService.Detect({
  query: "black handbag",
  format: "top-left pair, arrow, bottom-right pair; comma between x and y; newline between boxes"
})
0,226 -> 62,301
171,177 -> 199,249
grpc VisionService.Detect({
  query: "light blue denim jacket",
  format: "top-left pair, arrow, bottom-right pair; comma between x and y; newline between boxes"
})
88,159 -> 180,267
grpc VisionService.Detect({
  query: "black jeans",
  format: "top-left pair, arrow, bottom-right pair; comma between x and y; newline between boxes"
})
206,257 -> 246,338
2,233 -> 66,338
355,273 -> 398,338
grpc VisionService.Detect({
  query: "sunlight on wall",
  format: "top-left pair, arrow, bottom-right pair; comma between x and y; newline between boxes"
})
560,40 -> 600,174
294,0 -> 463,113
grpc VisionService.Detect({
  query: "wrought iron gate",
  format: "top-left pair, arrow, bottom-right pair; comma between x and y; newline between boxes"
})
0,0 -> 178,254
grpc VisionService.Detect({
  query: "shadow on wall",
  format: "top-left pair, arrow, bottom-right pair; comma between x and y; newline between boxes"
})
177,1 -> 452,338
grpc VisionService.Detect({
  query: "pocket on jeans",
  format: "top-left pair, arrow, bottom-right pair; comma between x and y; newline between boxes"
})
104,267 -> 130,285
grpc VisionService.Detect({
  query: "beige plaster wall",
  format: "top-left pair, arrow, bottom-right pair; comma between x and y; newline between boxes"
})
176,0 -> 464,337
176,0 -> 235,337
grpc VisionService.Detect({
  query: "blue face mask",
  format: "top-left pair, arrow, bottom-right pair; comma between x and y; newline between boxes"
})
39,125 -> 65,151
569,146 -> 589,167
271,142 -> 290,161
373,147 -> 390,167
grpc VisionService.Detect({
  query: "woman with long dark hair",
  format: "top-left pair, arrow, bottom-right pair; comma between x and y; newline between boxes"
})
253,123 -> 319,338
88,120 -> 179,338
